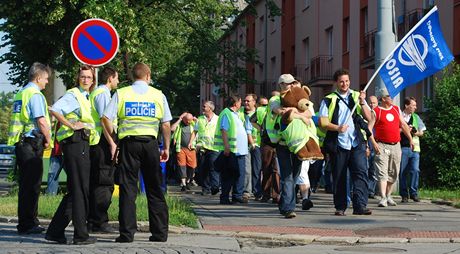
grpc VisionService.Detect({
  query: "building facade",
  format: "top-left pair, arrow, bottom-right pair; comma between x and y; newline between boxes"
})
203,0 -> 460,111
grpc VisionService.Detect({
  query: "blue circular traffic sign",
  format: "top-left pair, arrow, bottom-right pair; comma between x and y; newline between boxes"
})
71,19 -> 119,67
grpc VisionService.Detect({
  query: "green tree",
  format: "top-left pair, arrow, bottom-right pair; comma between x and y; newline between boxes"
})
421,63 -> 460,189
0,91 -> 13,143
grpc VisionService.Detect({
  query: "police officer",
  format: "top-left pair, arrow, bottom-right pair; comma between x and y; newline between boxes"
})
102,62 -> 171,243
45,65 -> 98,245
87,67 -> 119,233
8,62 -> 52,235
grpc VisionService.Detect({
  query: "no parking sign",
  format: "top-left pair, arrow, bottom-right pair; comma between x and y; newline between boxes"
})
70,18 -> 119,66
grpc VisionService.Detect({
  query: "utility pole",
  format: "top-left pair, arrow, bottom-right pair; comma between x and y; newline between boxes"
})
375,0 -> 399,106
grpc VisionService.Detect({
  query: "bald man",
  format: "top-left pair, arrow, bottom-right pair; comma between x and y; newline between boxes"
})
171,112 -> 198,191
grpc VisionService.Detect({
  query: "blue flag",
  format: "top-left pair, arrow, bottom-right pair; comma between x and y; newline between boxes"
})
378,6 -> 454,98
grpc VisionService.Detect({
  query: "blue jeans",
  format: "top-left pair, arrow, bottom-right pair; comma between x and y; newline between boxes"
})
220,154 -> 246,201
367,150 -> 377,195
277,145 -> 302,213
201,150 -> 220,192
46,155 -> 63,195
399,147 -> 420,197
330,145 -> 369,212
251,147 -> 262,197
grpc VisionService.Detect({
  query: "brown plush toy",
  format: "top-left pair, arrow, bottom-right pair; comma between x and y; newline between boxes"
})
280,86 -> 324,160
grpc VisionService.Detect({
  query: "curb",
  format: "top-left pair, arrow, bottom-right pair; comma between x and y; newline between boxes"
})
1,216 -> 459,245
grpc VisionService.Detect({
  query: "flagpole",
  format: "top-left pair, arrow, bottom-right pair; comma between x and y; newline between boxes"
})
346,6 -> 439,121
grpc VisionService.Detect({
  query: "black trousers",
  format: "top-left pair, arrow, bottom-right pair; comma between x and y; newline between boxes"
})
46,134 -> 91,241
15,138 -> 44,232
117,136 -> 168,242
88,135 -> 114,228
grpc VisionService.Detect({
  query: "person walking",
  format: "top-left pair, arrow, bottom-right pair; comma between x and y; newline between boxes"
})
319,68 -> 372,216
87,67 -> 119,234
8,62 -> 52,234
46,65 -> 99,244
102,62 -> 171,243
399,97 -> 425,203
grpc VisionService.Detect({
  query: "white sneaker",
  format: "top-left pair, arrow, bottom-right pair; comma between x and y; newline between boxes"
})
378,197 -> 388,207
387,197 -> 397,206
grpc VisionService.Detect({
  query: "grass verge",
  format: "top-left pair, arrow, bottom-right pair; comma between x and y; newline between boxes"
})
0,194 -> 198,228
419,188 -> 460,208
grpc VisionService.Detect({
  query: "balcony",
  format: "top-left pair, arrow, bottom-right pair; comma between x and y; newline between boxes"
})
308,55 -> 333,85
361,29 -> 376,69
397,8 -> 423,41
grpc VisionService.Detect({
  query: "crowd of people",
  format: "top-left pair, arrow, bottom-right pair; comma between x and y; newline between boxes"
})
7,62 -> 425,245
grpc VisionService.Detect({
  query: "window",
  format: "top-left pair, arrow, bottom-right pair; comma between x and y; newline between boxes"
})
363,7 -> 368,34
304,0 -> 311,9
270,16 -> 279,33
343,18 -> 350,52
326,27 -> 333,59
259,15 -> 265,41
303,37 -> 310,65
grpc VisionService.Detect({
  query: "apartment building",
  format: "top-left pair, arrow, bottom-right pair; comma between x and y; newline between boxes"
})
203,0 -> 460,110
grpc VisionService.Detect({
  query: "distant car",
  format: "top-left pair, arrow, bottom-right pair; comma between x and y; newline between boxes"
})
0,144 -> 15,175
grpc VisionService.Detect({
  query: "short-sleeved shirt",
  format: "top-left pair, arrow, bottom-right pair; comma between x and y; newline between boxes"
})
318,90 -> 358,150
23,82 -> 47,138
93,84 -> 111,118
180,124 -> 193,147
103,80 -> 172,123
51,86 -> 89,117
221,110 -> 251,156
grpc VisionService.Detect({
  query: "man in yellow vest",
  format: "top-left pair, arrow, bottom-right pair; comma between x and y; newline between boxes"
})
87,67 -> 119,234
101,63 -> 171,243
214,95 -> 252,204
7,62 -> 51,235
171,112 -> 197,191
191,101 -> 220,195
399,97 -> 425,203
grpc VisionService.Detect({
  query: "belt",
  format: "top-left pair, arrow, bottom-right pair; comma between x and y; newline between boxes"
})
377,140 -> 398,145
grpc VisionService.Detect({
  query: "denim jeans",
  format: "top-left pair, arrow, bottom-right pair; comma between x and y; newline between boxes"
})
367,150 -> 377,195
220,154 -> 246,201
46,155 -> 63,195
277,145 -> 302,213
250,146 -> 262,197
200,150 -> 220,192
399,147 -> 420,197
243,154 -> 252,195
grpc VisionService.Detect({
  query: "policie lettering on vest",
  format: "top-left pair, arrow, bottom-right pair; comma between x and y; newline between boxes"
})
125,102 -> 156,117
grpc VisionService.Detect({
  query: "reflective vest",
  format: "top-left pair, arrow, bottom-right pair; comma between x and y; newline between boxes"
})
172,122 -> 196,152
265,96 -> 281,143
280,118 -> 319,154
196,114 -> 218,151
411,113 -> 421,152
324,91 -> 362,123
214,108 -> 237,153
256,106 -> 267,126
56,87 -> 99,145
246,111 -> 261,146
89,86 -> 106,141
315,112 -> 326,147
117,86 -> 164,140
7,86 -> 51,146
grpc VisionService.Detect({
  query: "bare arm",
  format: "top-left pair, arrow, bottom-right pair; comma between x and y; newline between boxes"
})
36,116 -> 51,148
189,130 -> 197,150
160,121 -> 171,162
171,112 -> 187,132
359,91 -> 372,121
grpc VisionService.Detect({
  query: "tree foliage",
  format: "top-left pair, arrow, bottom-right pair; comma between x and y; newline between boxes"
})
0,91 -> 13,143
0,0 -> 280,115
421,63 -> 460,189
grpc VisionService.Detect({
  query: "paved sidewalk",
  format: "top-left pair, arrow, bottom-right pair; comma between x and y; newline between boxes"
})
176,186 -> 460,243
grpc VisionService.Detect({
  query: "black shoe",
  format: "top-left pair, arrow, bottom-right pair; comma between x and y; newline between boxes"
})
73,236 -> 97,245
411,195 -> 420,202
201,190 -> 211,195
18,225 -> 45,235
149,236 -> 167,242
219,199 -> 232,205
45,234 -> 67,244
211,188 -> 220,195
284,211 -> 297,219
115,236 -> 133,243
334,210 -> 346,216
181,186 -> 186,192
91,224 -> 117,234
254,195 -> 262,201
401,196 -> 409,203
260,196 -> 270,202
368,193 -> 375,199
185,184 -> 191,190
301,199 -> 314,210
353,208 -> 372,215
232,198 -> 248,204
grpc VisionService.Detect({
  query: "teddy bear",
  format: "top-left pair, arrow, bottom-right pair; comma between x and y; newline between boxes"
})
279,86 -> 324,161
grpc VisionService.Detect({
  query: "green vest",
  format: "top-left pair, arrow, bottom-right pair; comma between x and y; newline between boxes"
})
265,96 -> 281,143
325,91 -> 363,123
117,86 -> 164,140
411,113 -> 421,152
172,122 -> 196,152
214,108 -> 237,153
315,112 -> 326,147
56,87 -> 99,145
196,115 -> 218,151
256,106 -> 267,126
89,86 -> 106,139
7,86 -> 51,146
246,111 -> 261,146
280,118 -> 319,154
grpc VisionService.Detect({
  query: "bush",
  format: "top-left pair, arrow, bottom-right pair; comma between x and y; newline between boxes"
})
421,63 -> 460,189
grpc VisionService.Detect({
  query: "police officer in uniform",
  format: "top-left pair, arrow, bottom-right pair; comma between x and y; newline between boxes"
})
87,67 -> 119,233
8,62 -> 52,235
45,65 -> 98,245
102,62 -> 171,243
